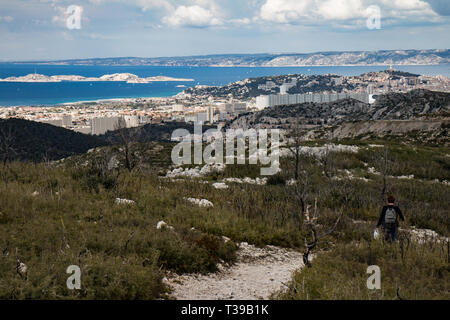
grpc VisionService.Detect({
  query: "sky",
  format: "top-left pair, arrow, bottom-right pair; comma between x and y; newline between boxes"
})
0,0 -> 449,61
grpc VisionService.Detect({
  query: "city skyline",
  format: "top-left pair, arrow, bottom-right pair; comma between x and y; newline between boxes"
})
0,0 -> 449,61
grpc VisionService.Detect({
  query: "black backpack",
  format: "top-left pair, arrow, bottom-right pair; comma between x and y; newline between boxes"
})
384,207 -> 397,226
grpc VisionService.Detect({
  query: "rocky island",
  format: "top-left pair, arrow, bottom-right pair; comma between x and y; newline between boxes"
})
0,73 -> 195,83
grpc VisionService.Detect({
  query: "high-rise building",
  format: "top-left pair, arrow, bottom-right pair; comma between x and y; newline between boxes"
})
224,102 -> 248,114
172,104 -> 185,112
207,105 -> 215,123
255,96 -> 270,110
91,117 -> 121,135
184,114 -> 197,123
123,115 -> 139,128
62,115 -> 72,127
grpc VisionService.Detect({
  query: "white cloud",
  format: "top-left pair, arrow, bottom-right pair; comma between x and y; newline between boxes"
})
259,0 -> 314,23
88,0 -> 174,11
230,17 -> 252,25
0,16 -> 14,22
163,4 -> 222,27
135,0 -> 174,12
192,0 -> 221,14
51,5 -> 68,26
381,0 -> 429,10
317,0 -> 365,20
257,0 -> 439,26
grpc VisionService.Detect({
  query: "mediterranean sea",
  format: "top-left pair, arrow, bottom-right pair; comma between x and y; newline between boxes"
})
0,64 -> 449,106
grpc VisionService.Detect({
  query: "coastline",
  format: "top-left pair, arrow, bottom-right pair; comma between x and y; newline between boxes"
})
208,63 -> 446,67
4,63 -> 448,68
1,64 -> 449,107
0,95 -> 178,108
61,96 -> 174,105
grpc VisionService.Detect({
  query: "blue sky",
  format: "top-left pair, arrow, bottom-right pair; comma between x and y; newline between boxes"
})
0,0 -> 449,60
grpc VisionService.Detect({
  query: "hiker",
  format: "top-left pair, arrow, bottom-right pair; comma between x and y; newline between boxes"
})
376,195 -> 405,242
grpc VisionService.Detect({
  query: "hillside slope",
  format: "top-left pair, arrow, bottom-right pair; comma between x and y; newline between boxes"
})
99,122 -> 214,144
227,89 -> 450,130
0,118 -> 105,162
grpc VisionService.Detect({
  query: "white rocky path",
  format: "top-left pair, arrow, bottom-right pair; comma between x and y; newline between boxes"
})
166,242 -> 304,300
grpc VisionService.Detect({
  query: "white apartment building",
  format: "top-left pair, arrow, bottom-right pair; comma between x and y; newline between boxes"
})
62,115 -> 72,127
224,102 -> 247,114
91,117 -> 121,135
172,104 -> 185,112
256,92 -> 372,110
123,115 -> 139,128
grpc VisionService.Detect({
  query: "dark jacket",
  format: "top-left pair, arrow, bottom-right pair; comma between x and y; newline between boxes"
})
376,205 -> 404,228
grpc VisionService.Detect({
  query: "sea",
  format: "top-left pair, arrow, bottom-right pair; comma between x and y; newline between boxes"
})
0,64 -> 449,107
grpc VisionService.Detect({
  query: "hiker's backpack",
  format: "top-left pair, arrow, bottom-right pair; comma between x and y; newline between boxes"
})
384,207 -> 397,225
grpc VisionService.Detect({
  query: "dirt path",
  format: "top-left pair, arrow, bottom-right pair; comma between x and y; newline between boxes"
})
166,242 -> 304,300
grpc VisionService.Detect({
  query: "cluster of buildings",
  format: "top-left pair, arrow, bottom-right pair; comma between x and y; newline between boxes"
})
255,92 -> 374,109
0,97 -> 250,135
1,69 -> 448,135
253,69 -> 450,110
90,115 -> 144,135
26,113 -> 147,135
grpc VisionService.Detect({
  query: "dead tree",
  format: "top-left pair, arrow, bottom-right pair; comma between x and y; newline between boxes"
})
374,146 -> 390,203
293,170 -> 310,222
302,192 -> 350,267
318,145 -> 335,179
114,118 -> 135,172
0,122 -> 18,186
290,147 -> 315,225
286,118 -> 306,181
0,122 -> 17,166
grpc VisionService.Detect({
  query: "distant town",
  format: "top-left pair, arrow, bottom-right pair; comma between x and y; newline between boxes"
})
1,69 -> 449,135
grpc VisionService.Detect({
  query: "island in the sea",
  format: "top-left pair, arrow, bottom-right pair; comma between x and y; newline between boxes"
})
0,73 -> 195,83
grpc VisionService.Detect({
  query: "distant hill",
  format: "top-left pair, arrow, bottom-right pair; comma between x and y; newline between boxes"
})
371,89 -> 450,118
182,70 -> 422,99
99,121 -> 214,145
0,119 -> 215,163
0,118 -> 106,162
227,89 -> 450,130
14,49 -> 450,66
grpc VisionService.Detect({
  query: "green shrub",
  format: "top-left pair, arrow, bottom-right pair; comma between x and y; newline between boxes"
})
266,173 -> 286,185
275,239 -> 449,300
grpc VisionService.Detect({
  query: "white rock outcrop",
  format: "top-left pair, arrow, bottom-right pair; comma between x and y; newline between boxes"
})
184,197 -> 214,208
156,220 -> 174,230
281,143 -> 359,158
166,163 -> 226,179
212,182 -> 229,189
222,177 -> 267,185
115,198 -> 136,205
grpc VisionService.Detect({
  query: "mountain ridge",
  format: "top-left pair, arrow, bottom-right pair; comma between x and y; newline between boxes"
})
9,49 -> 450,67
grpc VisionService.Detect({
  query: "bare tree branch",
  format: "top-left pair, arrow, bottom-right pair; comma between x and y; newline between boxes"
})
302,192 -> 349,267
114,118 -> 135,172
